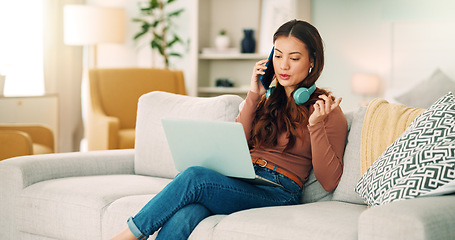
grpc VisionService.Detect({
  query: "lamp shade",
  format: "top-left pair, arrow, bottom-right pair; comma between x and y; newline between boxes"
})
64,5 -> 126,45
351,73 -> 381,96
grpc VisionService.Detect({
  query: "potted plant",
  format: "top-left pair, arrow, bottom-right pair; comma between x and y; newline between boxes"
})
215,29 -> 230,51
133,0 -> 185,68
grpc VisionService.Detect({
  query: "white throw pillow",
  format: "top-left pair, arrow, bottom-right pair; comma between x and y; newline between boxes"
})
134,91 -> 244,179
395,69 -> 455,109
356,92 -> 455,206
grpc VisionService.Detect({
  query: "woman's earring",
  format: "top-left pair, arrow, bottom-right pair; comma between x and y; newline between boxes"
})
309,67 -> 312,74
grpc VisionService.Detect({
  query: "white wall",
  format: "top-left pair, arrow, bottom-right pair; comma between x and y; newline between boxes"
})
86,0 -> 455,112
312,0 -> 455,111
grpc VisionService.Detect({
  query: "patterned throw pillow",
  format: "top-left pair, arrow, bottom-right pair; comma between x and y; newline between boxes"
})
355,92 -> 455,206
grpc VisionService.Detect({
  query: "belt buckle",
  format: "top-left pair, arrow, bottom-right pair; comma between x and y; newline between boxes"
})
258,159 -> 268,167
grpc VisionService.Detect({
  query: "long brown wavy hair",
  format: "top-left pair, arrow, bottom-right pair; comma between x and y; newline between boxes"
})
249,20 -> 333,151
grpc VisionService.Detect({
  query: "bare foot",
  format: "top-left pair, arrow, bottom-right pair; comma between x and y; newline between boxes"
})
110,228 -> 137,240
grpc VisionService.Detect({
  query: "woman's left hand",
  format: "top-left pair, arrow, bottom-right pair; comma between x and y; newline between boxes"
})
308,95 -> 342,126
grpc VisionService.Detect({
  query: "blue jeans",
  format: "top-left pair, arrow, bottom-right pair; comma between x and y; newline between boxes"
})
127,166 -> 302,239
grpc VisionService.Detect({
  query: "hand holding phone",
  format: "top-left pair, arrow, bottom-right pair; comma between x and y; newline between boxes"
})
259,47 -> 275,90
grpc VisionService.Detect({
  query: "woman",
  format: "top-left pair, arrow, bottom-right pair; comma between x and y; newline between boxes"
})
111,19 -> 347,240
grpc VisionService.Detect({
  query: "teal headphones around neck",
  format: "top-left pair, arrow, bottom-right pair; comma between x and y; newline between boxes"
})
266,84 -> 316,105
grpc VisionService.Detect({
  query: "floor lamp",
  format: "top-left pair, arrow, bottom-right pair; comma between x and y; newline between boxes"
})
63,5 -> 126,150
63,5 -> 126,68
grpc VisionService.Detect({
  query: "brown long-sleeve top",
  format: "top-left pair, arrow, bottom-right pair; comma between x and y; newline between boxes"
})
235,91 -> 348,192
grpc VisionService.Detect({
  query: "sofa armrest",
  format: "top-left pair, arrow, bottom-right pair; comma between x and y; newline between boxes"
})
358,195 -> 455,240
0,149 -> 134,239
0,149 -> 134,188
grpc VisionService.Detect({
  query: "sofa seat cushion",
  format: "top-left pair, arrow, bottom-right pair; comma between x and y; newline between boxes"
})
207,201 -> 367,240
189,215 -> 227,240
16,175 -> 171,240
118,128 -> 135,149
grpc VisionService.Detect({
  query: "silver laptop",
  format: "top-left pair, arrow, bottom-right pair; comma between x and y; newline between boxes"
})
161,118 -> 282,187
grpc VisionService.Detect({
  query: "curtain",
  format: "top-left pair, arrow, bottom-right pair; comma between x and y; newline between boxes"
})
43,0 -> 85,152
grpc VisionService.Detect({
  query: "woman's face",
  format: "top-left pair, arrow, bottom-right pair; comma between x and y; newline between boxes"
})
273,36 -> 314,97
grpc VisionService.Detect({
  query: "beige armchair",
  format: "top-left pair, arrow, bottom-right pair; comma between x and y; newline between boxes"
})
0,124 -> 54,161
87,68 -> 186,151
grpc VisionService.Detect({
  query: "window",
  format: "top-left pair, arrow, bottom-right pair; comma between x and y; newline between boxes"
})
0,0 -> 44,96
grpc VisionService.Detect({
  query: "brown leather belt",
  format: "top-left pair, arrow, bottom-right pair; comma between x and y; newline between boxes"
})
252,158 -> 303,189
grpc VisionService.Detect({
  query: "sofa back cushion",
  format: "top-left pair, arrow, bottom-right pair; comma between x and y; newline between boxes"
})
301,169 -> 333,203
331,106 -> 367,205
134,91 -> 244,178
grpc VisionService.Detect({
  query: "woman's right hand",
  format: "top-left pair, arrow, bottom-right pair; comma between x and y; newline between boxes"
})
250,59 -> 269,96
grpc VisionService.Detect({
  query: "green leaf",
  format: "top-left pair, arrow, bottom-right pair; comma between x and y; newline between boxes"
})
137,1 -> 152,12
151,41 -> 159,49
169,52 -> 182,57
150,0 -> 159,9
168,9 -> 184,17
142,24 -> 150,31
162,25 -> 170,33
167,35 -> 181,47
132,18 -> 146,23
140,6 -> 153,12
153,32 -> 163,41
167,0 -> 177,4
133,23 -> 150,40
139,0 -> 159,12
133,31 -> 147,40
151,20 -> 161,28
151,41 -> 164,55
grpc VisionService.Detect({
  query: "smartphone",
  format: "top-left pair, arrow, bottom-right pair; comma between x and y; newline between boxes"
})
259,47 -> 275,90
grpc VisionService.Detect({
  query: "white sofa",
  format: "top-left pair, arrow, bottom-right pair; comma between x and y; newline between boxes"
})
1,91 -> 454,240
